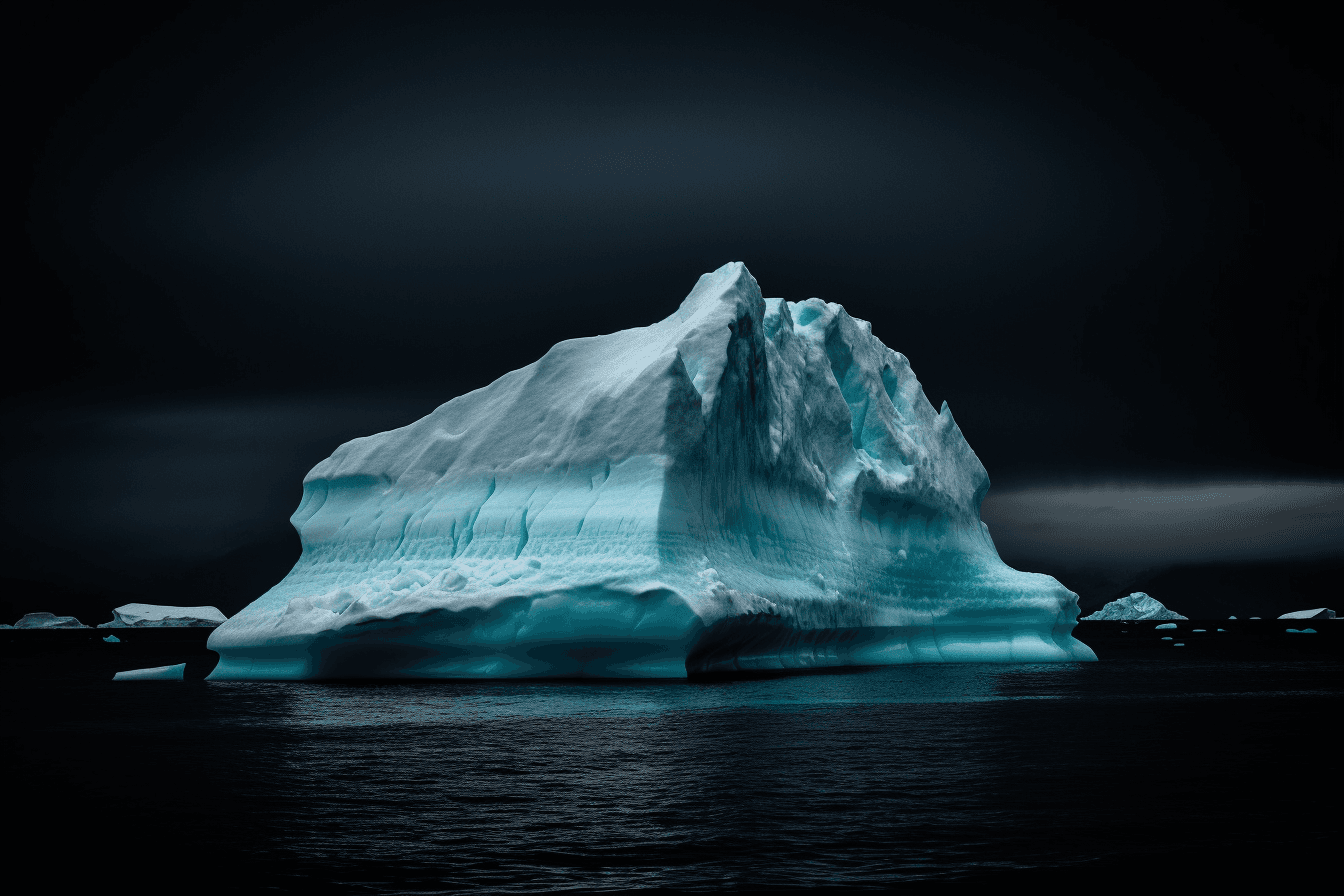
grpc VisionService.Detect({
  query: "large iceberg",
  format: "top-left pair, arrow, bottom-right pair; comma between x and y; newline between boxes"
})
209,262 -> 1095,679
98,603 -> 227,627
1081,592 -> 1188,621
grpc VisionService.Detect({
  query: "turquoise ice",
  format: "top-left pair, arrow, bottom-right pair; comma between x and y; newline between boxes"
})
209,263 -> 1095,679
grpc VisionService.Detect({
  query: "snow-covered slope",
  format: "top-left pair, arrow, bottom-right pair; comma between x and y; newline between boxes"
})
98,604 -> 227,627
209,262 -> 1094,679
1278,608 -> 1335,620
1081,592 -> 1187,621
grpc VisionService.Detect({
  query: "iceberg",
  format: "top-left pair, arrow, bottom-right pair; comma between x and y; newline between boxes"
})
113,663 -> 186,681
103,635 -> 121,643
208,262 -> 1095,680
12,612 -> 88,629
1080,593 -> 1187,621
98,603 -> 227,627
1277,608 -> 1335,620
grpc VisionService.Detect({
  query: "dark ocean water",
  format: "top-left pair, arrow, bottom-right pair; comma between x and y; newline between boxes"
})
4,645 -> 1340,893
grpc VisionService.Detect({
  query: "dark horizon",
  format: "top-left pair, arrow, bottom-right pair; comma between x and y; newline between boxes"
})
7,1 -> 1340,623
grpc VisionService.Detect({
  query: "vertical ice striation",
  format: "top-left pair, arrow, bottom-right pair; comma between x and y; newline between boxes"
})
208,262 -> 1095,678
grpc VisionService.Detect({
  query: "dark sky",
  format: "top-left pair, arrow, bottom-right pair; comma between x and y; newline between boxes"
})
7,0 -> 1340,621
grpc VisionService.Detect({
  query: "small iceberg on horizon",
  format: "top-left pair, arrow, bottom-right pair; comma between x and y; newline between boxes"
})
1082,593 -> 1187,621
113,663 -> 186,681
103,635 -> 120,643
8,612 -> 89,629
1277,608 -> 1335,620
99,604 -> 227,628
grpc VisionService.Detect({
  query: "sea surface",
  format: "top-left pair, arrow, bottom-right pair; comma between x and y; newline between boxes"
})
4,640 -> 1339,893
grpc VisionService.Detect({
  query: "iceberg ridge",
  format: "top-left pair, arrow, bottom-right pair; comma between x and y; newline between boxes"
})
209,262 -> 1094,678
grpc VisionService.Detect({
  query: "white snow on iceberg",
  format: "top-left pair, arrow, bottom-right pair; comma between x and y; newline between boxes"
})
98,603 -> 227,628
1081,593 -> 1187,621
1277,608 -> 1335,620
113,663 -> 186,681
208,262 -> 1096,679
12,612 -> 89,629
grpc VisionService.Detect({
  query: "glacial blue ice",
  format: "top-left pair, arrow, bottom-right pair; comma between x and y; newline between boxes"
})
113,663 -> 186,681
207,262 -> 1096,679
98,603 -> 227,627
1081,593 -> 1187,621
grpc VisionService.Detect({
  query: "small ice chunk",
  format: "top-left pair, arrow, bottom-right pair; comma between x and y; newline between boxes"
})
1285,628 -> 1317,634
1217,628 -> 1226,632
1173,643 -> 1184,646
1161,636 -> 1173,640
1228,616 -> 1237,620
1193,629 -> 1206,632
113,663 -> 186,681
103,635 -> 120,643
1156,623 -> 1178,630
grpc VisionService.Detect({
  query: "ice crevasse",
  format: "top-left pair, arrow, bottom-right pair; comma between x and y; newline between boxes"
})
209,263 -> 1096,679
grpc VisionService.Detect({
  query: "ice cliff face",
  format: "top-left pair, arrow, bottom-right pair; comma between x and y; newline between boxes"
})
209,262 -> 1095,679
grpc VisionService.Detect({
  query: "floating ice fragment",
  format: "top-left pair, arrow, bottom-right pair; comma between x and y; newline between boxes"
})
1156,623 -> 1178,630
1162,636 -> 1173,640
1277,608 -> 1335,620
103,635 -> 120,643
113,663 -> 186,681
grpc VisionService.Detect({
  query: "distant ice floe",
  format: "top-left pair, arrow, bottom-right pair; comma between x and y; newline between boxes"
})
207,262 -> 1095,680
98,604 -> 227,627
1081,593 -> 1187,621
1277,608 -> 1335,620
6,612 -> 89,629
113,663 -> 186,681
